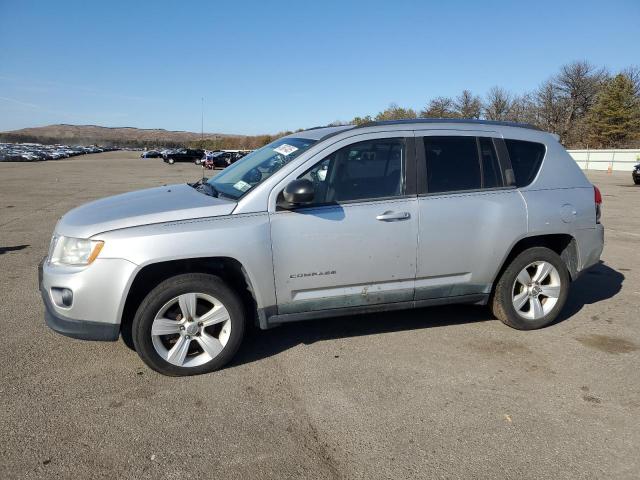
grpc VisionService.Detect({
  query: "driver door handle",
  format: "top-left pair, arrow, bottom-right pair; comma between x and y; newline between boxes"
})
376,211 -> 411,222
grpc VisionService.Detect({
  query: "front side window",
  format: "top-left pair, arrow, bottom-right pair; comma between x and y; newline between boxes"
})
504,139 -> 546,187
299,138 -> 405,205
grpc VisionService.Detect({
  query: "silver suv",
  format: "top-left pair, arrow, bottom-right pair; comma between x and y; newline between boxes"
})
39,120 -> 604,376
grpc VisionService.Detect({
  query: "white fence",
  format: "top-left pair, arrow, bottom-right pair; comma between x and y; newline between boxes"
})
568,149 -> 640,172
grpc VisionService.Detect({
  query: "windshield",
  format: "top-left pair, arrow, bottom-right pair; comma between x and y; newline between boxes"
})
207,137 -> 316,200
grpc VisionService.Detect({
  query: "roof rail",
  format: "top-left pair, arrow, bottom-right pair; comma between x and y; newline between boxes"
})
355,118 -> 542,131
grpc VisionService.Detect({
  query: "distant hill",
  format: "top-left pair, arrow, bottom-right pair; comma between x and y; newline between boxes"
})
0,124 -> 266,149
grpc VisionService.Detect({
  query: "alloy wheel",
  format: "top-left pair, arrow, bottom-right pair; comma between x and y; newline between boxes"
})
511,261 -> 561,320
150,293 -> 231,367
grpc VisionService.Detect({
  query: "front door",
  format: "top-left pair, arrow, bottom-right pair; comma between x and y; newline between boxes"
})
269,133 -> 418,314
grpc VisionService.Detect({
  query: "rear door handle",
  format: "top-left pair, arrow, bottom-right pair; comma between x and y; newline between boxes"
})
376,211 -> 411,221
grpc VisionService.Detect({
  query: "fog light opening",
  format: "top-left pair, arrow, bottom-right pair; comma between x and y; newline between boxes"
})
51,287 -> 73,308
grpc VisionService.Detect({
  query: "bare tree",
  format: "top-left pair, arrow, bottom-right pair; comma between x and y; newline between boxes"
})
534,80 -> 566,135
507,93 -> 537,124
555,61 -> 608,139
484,87 -> 512,120
453,90 -> 482,119
420,97 -> 456,118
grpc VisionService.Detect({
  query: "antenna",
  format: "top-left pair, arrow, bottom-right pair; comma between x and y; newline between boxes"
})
201,97 -> 205,181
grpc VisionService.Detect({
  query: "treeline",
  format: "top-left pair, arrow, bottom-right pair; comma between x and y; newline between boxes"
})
0,132 -> 270,150
187,131 -> 300,151
0,129 -> 304,151
0,133 -> 182,148
347,61 -> 640,149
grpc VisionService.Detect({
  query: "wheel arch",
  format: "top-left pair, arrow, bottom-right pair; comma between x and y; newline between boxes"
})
491,233 -> 578,289
120,257 -> 258,347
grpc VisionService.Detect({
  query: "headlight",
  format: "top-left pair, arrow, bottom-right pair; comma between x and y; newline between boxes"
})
49,236 -> 104,266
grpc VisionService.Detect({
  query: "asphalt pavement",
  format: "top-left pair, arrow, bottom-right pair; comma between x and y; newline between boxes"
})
1,151 -> 638,479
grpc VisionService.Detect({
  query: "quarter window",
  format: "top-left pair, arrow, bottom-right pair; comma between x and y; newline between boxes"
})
504,139 -> 546,187
299,139 -> 404,205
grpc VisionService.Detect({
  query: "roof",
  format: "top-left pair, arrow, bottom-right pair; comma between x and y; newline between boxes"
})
290,118 -> 542,143
284,125 -> 352,141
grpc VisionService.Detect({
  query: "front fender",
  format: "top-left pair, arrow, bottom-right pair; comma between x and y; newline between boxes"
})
99,213 -> 276,312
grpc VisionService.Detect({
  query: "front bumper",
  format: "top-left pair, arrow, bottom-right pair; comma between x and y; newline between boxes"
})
41,287 -> 120,340
39,256 -> 137,341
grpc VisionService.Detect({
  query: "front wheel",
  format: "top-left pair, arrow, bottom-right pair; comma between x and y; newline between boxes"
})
491,247 -> 570,330
167,158 -> 175,165
132,273 -> 245,376
634,178 -> 640,185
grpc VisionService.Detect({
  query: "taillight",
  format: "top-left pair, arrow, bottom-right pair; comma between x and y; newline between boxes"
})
594,185 -> 602,223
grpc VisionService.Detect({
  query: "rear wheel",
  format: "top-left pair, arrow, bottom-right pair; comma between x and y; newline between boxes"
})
492,247 -> 570,330
168,158 -> 175,165
132,273 -> 245,376
634,178 -> 640,185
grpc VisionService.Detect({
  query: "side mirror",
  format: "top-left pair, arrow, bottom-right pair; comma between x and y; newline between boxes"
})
283,179 -> 314,205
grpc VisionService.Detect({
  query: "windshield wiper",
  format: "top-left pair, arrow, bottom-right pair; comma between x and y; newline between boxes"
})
189,177 -> 209,187
189,178 -> 218,198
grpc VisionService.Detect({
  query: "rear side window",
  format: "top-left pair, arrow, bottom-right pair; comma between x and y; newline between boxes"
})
504,139 -> 546,187
424,136 -> 481,193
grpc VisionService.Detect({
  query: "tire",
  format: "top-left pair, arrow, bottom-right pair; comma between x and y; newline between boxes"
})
634,178 -> 640,185
491,247 -> 570,330
168,158 -> 175,165
132,273 -> 245,376
195,159 -> 201,165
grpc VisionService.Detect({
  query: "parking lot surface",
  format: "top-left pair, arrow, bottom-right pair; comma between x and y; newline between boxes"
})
1,151 -> 639,479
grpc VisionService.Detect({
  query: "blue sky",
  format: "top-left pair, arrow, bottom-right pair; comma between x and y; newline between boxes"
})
1,0 -> 638,135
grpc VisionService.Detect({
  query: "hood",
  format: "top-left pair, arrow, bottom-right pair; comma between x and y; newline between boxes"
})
56,183 -> 236,238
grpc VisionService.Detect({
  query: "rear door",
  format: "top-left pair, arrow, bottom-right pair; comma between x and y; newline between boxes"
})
415,131 -> 527,300
269,132 -> 419,314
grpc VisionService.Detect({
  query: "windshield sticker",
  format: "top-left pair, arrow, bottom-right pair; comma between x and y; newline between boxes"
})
273,144 -> 299,156
233,180 -> 252,192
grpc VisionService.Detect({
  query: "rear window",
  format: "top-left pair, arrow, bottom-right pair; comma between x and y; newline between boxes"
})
504,139 -> 546,187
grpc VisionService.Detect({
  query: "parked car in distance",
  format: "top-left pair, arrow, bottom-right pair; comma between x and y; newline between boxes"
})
207,151 -> 234,168
0,142 -> 118,162
633,163 -> 640,185
202,150 -> 252,169
163,148 -> 204,164
141,150 -> 162,158
40,119 -> 604,376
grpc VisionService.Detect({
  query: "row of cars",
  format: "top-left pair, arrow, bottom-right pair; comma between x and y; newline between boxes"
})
0,142 -> 118,162
141,148 -> 252,169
